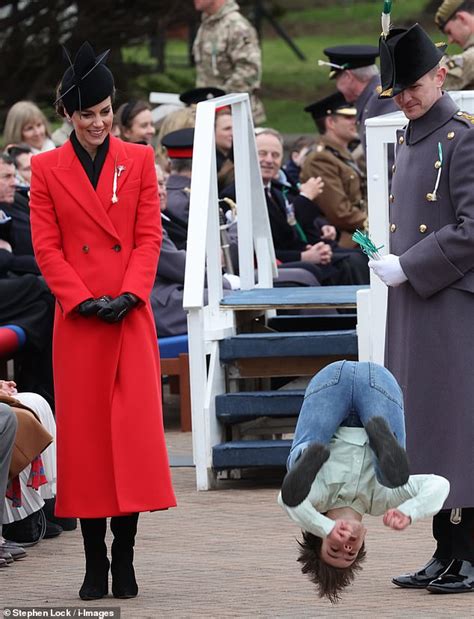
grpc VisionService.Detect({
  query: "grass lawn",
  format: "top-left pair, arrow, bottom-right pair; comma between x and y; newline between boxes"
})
127,1 -> 451,133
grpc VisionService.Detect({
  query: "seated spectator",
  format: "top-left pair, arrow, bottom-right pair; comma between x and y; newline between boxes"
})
215,107 -> 236,192
283,136 -> 315,187
156,107 -> 196,162
160,128 -> 195,225
222,128 -> 366,285
0,278 -> 54,406
0,153 -> 38,274
0,154 -> 54,404
301,93 -> 367,249
1,380 -> 66,546
3,101 -> 55,155
0,402 -> 18,566
5,144 -> 32,197
215,107 -> 233,170
116,100 -> 156,145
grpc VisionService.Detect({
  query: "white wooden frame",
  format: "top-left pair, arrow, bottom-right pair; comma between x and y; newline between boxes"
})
183,93 -> 277,490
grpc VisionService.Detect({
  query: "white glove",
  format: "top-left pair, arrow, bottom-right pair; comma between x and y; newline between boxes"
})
368,254 -> 408,287
223,273 -> 241,290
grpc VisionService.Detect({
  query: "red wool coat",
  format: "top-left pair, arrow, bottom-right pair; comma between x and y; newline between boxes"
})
29,136 -> 176,517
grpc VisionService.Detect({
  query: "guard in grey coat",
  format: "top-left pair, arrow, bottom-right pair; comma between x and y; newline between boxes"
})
370,22 -> 474,594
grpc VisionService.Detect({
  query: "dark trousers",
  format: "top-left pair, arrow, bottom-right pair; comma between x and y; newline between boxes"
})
433,509 -> 474,561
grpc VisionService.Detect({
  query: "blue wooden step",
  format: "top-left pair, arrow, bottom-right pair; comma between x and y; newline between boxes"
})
220,285 -> 367,310
216,390 -> 304,423
213,440 -> 291,469
219,330 -> 358,361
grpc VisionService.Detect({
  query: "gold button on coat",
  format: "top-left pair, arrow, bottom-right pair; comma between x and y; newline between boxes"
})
434,160 -> 442,169
419,224 -> 427,233
390,223 -> 396,232
392,164 -> 396,173
426,193 -> 435,201
389,194 -> 394,203
82,245 -> 89,253
399,136 -> 405,144
447,131 -> 455,139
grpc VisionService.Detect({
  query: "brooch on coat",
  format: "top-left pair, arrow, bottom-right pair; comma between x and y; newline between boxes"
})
111,161 -> 126,204
426,142 -> 443,202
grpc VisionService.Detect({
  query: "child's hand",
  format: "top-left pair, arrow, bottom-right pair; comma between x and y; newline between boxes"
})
329,519 -> 363,543
383,508 -> 411,530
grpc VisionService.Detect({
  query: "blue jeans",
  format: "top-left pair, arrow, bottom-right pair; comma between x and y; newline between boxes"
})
288,360 -> 405,472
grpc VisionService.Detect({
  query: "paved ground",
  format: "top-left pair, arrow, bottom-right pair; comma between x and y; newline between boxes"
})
1,394 -> 473,618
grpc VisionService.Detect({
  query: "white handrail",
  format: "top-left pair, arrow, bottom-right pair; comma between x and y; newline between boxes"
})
182,92 -> 277,489
184,92 -> 276,310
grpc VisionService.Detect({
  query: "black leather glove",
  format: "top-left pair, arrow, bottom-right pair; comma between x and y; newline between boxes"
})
96,293 -> 138,323
77,296 -> 112,317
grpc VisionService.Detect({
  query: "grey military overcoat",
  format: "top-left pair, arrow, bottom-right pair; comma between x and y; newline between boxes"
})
355,75 -> 397,151
386,93 -> 474,508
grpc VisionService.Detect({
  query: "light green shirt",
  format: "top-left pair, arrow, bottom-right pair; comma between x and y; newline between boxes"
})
278,427 -> 450,538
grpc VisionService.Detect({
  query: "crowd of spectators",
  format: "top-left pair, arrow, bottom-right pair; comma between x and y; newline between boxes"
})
0,0 -> 396,570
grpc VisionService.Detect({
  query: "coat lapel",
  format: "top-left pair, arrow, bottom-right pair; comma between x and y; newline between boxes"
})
96,136 -> 135,213
51,140 -> 120,240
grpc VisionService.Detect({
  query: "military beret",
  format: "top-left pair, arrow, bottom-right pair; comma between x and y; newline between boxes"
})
379,24 -> 447,99
179,87 -> 226,105
321,45 -> 380,78
57,42 -> 114,116
435,0 -> 464,30
304,92 -> 357,121
161,128 -> 194,159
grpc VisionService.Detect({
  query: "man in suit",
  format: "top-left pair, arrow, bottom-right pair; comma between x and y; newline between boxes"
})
370,22 -> 474,593
221,128 -> 368,285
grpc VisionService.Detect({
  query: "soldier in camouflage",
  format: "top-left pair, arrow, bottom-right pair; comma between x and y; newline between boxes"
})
436,0 -> 474,90
192,0 -> 266,125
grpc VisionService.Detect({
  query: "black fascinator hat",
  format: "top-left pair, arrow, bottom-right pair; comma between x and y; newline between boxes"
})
56,42 -> 115,116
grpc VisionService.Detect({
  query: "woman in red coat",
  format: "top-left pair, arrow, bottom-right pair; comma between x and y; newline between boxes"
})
29,42 -> 176,601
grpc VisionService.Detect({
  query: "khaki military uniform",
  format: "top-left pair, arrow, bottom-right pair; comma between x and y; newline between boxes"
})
300,136 -> 367,248
192,0 -> 266,124
442,33 -> 474,91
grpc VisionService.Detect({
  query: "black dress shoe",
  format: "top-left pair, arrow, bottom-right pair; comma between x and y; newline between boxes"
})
42,498 -> 77,531
392,557 -> 452,588
427,560 -> 474,594
44,520 -> 63,539
365,416 -> 409,487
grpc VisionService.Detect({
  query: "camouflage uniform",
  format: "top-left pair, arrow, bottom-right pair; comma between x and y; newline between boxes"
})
192,0 -> 266,124
442,33 -> 474,91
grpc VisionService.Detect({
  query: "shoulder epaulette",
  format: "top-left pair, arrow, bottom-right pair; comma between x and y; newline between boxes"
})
454,111 -> 474,125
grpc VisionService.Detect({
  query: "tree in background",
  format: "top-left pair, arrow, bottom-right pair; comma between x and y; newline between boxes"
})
0,0 -> 194,117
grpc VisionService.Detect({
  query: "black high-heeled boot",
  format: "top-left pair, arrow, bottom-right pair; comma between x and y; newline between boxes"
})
79,518 -> 109,601
110,513 -> 139,599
